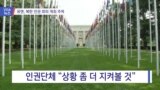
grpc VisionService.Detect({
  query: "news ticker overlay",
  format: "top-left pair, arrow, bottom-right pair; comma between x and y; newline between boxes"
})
0,7 -> 64,16
12,70 -> 152,83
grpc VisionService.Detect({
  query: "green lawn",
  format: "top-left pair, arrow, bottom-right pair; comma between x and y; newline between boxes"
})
0,48 -> 160,90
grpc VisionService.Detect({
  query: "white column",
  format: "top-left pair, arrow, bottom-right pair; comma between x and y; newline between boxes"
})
33,0 -> 36,64
21,0 -> 25,69
2,0 -> 6,77
125,0 -> 128,64
41,15 -> 44,62
136,0 -> 141,68
9,0 -> 12,64
148,0 -> 152,63
153,0 -> 159,76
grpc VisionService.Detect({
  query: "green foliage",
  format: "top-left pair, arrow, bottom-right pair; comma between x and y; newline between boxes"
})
123,0 -> 160,49
0,0 -> 45,49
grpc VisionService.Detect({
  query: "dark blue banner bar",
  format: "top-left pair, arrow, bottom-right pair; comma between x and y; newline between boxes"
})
0,7 -> 15,16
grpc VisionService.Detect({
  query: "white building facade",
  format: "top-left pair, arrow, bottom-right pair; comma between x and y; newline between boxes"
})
71,25 -> 89,47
